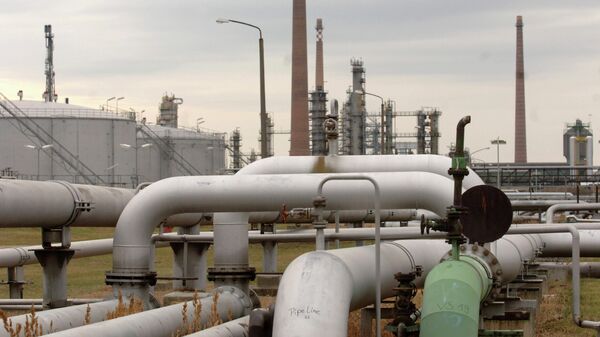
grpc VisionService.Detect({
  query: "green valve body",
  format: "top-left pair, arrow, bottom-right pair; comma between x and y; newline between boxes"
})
419,256 -> 492,337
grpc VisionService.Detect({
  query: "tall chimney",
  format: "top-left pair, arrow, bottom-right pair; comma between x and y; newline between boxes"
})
289,0 -> 310,156
315,18 -> 324,91
514,15 -> 527,163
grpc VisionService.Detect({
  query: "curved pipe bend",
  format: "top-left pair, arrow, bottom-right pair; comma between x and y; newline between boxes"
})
111,172 -> 458,276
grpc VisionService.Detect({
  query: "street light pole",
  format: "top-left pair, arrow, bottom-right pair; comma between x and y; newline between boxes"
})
120,143 -> 151,187
106,97 -> 116,112
116,97 -> 125,115
217,18 -> 268,158
491,137 -> 507,188
25,144 -> 53,180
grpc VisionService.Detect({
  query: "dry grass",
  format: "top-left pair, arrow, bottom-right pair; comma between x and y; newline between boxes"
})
105,291 -> 143,320
171,291 -> 227,337
0,305 -> 47,337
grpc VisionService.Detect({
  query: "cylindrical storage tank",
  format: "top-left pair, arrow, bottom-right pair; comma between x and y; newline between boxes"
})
136,125 -> 226,181
0,100 -> 136,187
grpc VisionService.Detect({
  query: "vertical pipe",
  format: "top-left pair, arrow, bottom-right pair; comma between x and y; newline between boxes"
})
317,175 -> 381,337
212,213 -> 252,294
262,241 -> 277,273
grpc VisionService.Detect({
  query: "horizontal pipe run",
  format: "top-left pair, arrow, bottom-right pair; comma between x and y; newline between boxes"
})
0,305 -> 43,310
0,299 -> 119,337
182,316 -> 249,337
237,154 -> 485,189
546,203 -> 600,224
43,287 -> 253,337
0,180 -> 134,228
0,236 -> 171,268
0,298 -> 102,305
247,209 -> 417,224
510,199 -> 580,211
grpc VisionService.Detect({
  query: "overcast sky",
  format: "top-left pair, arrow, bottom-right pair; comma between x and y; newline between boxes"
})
2,1 -> 600,163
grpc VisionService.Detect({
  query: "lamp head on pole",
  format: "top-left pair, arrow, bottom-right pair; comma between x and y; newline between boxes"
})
216,18 -> 230,24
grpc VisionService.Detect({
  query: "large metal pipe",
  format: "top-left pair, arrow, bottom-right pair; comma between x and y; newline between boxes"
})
545,203 -> 600,224
271,232 -> 561,337
225,154 -> 478,296
272,240 -> 451,337
419,256 -> 492,337
0,180 -> 134,228
182,316 -> 249,337
109,172 -> 456,302
0,300 -> 119,337
42,287 -> 253,337
237,154 -> 484,189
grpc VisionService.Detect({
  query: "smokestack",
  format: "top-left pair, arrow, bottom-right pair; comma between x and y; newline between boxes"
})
43,24 -> 57,103
514,15 -> 527,163
289,0 -> 310,156
315,18 -> 324,90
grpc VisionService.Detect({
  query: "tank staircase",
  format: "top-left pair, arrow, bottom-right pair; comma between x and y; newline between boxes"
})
137,124 -> 202,175
0,92 -> 106,185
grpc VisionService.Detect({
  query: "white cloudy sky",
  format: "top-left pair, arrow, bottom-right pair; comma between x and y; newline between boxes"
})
1,1 -> 600,163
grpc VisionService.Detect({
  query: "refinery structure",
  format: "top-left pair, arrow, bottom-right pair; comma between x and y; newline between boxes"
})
0,3 -> 600,337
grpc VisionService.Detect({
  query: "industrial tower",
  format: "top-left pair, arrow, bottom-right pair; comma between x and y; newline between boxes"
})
514,16 -> 527,163
341,59 -> 367,155
43,25 -> 57,103
289,0 -> 310,155
309,18 -> 328,156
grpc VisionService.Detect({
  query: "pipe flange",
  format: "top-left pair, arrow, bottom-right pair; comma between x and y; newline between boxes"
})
440,243 -> 503,300
212,285 -> 256,314
207,267 -> 256,281
50,180 -> 93,227
105,271 -> 157,287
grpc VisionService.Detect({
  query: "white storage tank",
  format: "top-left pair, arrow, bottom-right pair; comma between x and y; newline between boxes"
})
136,124 -> 226,182
0,100 -> 136,187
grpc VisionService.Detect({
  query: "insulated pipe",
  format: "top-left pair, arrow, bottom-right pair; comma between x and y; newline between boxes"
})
237,154 -> 484,189
419,256 -> 492,337
182,316 -> 250,337
42,287 -> 253,337
0,180 -> 134,228
272,240 -> 452,337
271,232 -> 562,337
0,299 -> 119,337
109,172 -> 456,301
546,203 -> 600,224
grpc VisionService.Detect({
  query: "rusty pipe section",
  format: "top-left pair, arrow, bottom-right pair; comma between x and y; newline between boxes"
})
237,154 -> 484,188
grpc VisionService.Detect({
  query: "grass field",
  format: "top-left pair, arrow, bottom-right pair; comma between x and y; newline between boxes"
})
0,227 -> 599,336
